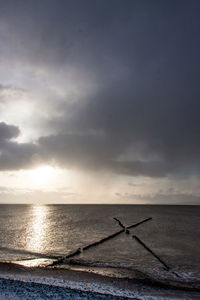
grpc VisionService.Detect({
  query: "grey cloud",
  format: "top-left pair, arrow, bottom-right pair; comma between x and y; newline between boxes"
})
143,193 -> 200,205
0,122 -> 20,140
40,83 -> 200,177
0,122 -> 38,170
111,161 -> 172,178
0,1 -> 200,178
38,131 -> 113,170
0,140 -> 39,170
0,84 -> 26,97
114,192 -> 200,205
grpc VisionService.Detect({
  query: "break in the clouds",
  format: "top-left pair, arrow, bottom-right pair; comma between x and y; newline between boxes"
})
0,1 -> 200,203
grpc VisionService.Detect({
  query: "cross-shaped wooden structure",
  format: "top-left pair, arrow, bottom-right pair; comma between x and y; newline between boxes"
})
48,216 -> 152,267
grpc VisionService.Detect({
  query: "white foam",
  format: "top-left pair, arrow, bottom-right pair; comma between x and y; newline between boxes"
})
11,258 -> 54,268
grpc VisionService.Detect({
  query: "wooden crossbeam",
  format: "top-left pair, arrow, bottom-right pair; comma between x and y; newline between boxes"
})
114,217 -> 152,234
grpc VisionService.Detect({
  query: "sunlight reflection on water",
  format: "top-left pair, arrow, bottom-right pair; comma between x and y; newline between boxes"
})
26,205 -> 49,253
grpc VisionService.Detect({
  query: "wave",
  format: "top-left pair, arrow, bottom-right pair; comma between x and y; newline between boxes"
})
0,246 -> 60,259
65,258 -> 200,291
2,256 -> 200,292
0,262 -> 200,300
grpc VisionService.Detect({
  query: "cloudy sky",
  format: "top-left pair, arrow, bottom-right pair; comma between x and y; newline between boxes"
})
0,0 -> 200,204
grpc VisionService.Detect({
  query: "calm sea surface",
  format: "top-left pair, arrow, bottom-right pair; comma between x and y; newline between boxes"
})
0,205 -> 200,277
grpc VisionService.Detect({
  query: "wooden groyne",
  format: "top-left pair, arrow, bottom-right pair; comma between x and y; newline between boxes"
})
48,217 -> 152,267
133,235 -> 170,271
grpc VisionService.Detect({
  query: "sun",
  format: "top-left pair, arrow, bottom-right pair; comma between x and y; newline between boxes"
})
30,165 -> 56,187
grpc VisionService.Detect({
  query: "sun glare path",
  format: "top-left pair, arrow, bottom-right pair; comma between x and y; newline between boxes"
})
26,205 -> 49,253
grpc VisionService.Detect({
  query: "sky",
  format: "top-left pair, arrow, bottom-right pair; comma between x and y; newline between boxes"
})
0,0 -> 200,204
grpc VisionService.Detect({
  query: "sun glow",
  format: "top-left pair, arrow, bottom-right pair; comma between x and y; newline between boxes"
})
30,166 -> 58,187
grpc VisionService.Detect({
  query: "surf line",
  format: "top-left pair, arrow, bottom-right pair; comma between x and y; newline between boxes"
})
47,217 -> 152,267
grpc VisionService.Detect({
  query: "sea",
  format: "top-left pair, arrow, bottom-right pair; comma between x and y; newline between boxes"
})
0,205 -> 200,288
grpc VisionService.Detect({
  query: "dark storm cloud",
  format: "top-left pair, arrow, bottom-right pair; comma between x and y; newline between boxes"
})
0,140 -> 39,170
0,1 -> 200,176
0,122 -> 38,170
0,122 -> 20,140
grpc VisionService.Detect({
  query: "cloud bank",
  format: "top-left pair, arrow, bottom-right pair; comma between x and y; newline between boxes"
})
0,0 -> 200,181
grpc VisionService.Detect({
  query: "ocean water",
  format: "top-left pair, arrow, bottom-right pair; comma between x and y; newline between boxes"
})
0,205 -> 200,283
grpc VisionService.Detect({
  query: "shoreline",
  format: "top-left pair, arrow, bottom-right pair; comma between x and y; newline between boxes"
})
0,262 -> 200,299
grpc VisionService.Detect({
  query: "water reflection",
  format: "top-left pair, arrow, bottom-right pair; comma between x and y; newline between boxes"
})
26,205 -> 49,253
